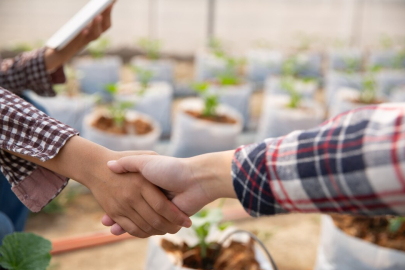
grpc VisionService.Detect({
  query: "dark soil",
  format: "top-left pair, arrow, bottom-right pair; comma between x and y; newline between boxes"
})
184,110 -> 237,124
92,116 -> 153,135
331,215 -> 405,252
348,97 -> 384,105
161,238 -> 261,270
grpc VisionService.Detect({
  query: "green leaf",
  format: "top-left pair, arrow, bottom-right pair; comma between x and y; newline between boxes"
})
104,83 -> 118,95
87,37 -> 110,59
389,217 -> 405,233
137,38 -> 161,60
0,232 -> 52,270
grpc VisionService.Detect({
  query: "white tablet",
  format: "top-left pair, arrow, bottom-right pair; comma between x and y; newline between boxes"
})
46,0 -> 114,51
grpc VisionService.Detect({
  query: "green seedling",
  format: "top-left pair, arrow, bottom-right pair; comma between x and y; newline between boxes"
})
131,66 -> 154,95
389,217 -> 405,233
105,83 -> 134,127
392,48 -> 405,69
280,76 -> 302,109
88,37 -> 110,58
342,57 -> 361,74
192,82 -> 219,117
207,37 -> 226,59
215,57 -> 245,86
138,38 -> 161,60
0,232 -> 52,270
360,65 -> 381,104
9,42 -> 33,53
380,34 -> 394,49
190,204 -> 231,261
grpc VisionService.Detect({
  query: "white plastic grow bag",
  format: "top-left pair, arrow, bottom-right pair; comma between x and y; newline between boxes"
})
328,88 -> 385,119
294,52 -> 322,79
117,82 -> 173,137
256,95 -> 324,141
367,50 -> 405,69
208,83 -> 253,129
82,109 -> 161,151
390,86 -> 405,102
145,227 -> 273,270
264,76 -> 318,100
74,56 -> 122,95
327,49 -> 363,72
131,57 -> 174,84
168,98 -> 243,158
324,71 -> 363,104
246,49 -> 284,84
376,70 -> 405,97
194,51 -> 229,82
24,91 -> 95,133
315,215 -> 405,270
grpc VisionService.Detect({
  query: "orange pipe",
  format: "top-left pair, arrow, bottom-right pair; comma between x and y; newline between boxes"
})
50,207 -> 249,255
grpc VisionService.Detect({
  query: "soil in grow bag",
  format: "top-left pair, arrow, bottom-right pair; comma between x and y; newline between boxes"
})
184,110 -> 237,124
92,115 -> 153,135
332,215 -> 405,252
161,238 -> 261,270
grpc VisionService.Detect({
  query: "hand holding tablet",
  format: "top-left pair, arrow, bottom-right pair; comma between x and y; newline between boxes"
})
43,0 -> 116,72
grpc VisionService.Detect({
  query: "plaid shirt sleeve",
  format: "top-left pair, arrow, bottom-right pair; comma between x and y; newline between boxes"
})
0,48 -> 65,96
233,103 -> 405,217
0,88 -> 78,212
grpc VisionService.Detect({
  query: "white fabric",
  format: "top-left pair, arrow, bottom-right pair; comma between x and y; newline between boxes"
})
315,215 -> 405,270
169,98 -> 243,158
81,110 -> 161,151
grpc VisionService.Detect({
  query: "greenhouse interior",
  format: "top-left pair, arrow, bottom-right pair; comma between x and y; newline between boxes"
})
0,0 -> 405,269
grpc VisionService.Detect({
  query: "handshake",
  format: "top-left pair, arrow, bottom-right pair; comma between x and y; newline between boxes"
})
97,150 -> 237,238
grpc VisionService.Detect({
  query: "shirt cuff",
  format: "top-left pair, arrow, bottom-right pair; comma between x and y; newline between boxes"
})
12,167 -> 69,212
232,141 -> 287,217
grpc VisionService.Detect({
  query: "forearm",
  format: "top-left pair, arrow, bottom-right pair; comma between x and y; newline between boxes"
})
10,136 -> 113,189
233,104 -> 405,217
186,150 -> 236,201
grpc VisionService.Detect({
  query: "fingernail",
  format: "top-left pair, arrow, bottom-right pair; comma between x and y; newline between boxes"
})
107,160 -> 117,166
182,219 -> 192,228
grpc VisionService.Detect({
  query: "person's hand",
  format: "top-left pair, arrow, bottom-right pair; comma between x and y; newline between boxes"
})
44,1 -> 116,71
11,136 -> 191,238
103,151 -> 236,234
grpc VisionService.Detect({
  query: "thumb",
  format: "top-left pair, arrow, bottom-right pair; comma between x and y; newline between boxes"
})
107,155 -> 155,174
107,160 -> 127,173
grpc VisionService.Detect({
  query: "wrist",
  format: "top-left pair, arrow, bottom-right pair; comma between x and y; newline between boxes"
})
186,150 -> 236,202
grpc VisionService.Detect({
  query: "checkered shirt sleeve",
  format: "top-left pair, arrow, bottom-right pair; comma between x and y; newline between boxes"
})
0,88 -> 78,212
233,103 -> 405,217
0,48 -> 65,96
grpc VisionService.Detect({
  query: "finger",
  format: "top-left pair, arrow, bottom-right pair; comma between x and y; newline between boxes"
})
125,205 -> 166,236
135,193 -> 182,234
111,155 -> 155,174
101,3 -> 114,31
101,214 -> 115,226
142,184 -> 191,228
107,160 -> 128,174
111,223 -> 126,235
113,216 -> 149,238
88,15 -> 103,41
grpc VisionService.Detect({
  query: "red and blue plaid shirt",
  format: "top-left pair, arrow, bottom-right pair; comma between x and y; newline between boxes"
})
232,104 -> 405,217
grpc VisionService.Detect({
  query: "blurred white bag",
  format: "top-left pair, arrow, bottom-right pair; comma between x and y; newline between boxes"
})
390,86 -> 405,102
117,82 -> 173,137
246,49 -> 284,85
376,70 -> 405,97
82,110 -> 161,151
209,83 -> 252,129
194,51 -> 229,82
257,95 -> 324,141
131,57 -> 174,84
24,91 -> 95,133
324,71 -> 363,104
315,215 -> 405,270
327,49 -> 363,72
145,227 -> 273,270
294,52 -> 322,79
367,50 -> 405,69
264,77 -> 318,100
169,99 -> 243,158
74,56 -> 122,95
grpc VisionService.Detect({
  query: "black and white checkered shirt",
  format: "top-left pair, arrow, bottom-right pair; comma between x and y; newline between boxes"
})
0,49 -> 78,212
233,104 -> 405,217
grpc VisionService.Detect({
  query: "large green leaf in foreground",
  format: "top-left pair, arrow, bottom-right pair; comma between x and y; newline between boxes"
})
0,232 -> 52,270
